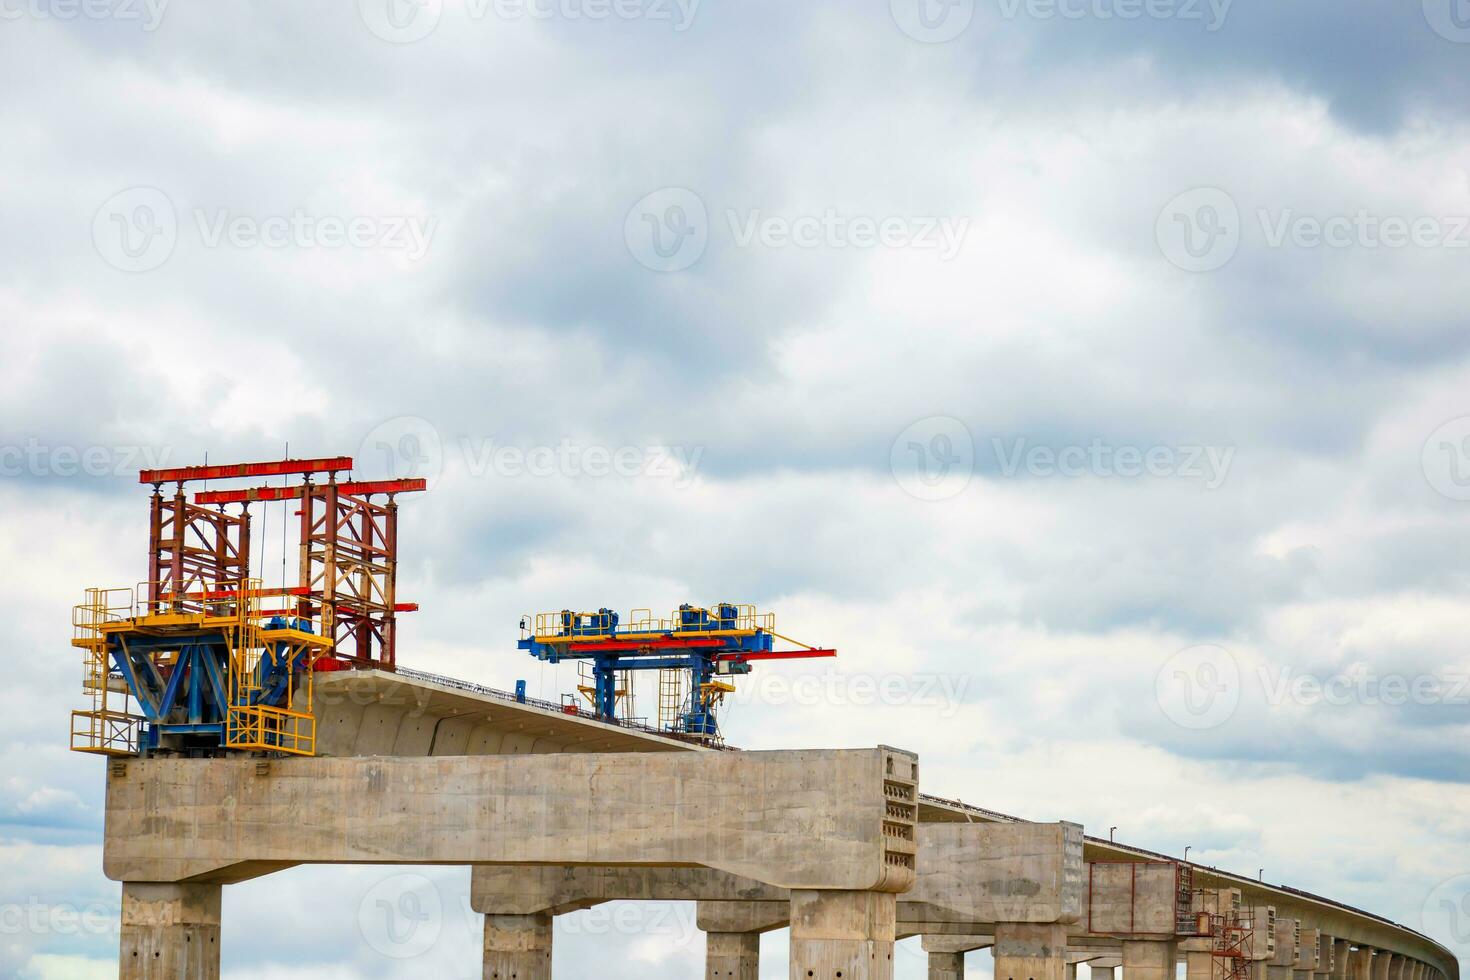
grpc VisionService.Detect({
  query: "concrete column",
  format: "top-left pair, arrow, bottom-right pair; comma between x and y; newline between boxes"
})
1067,963 -> 1078,980
1348,948 -> 1375,980
1371,951 -> 1391,980
994,923 -> 1068,980
929,951 -> 965,980
1187,950 -> 1216,980
1331,941 -> 1350,980
119,882 -> 221,980
788,889 -> 896,980
1092,966 -> 1116,980
483,912 -> 552,980
1123,940 -> 1179,980
707,931 -> 760,980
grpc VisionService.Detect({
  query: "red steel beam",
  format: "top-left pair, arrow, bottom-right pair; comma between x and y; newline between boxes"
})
194,478 -> 427,505
718,649 -> 837,662
153,587 -> 419,614
141,456 -> 353,485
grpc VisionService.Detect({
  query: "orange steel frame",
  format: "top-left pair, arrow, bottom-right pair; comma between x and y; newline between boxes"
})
141,456 -> 422,670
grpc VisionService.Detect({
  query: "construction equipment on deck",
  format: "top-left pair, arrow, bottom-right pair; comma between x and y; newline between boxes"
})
69,455 -> 423,757
518,603 -> 835,743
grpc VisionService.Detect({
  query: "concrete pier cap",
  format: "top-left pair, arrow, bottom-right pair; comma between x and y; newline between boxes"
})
104,746 -> 919,889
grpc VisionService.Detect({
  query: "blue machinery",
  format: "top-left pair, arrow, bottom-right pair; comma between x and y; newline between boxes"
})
518,603 -> 836,742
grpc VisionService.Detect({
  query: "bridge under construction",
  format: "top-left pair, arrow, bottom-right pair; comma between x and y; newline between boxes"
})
68,455 -> 1461,980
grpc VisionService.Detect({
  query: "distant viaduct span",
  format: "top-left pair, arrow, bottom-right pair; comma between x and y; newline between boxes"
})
103,668 -> 1460,980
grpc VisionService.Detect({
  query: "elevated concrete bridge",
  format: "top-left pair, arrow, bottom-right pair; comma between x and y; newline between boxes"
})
104,668 -> 1459,980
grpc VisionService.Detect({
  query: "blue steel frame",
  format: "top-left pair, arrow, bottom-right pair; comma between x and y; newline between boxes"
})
107,617 -> 313,753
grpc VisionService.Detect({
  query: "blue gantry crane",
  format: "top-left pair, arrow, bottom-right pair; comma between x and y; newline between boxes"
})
518,603 -> 835,742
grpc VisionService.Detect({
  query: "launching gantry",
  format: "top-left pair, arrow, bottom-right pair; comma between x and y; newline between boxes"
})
518,604 -> 836,743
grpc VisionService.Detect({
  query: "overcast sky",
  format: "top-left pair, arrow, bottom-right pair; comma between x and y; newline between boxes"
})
3,0 -> 1470,977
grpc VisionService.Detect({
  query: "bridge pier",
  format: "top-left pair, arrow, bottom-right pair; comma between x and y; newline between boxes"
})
921,935 -> 991,979
1186,950 -> 1215,980
706,931 -> 761,979
1122,939 -> 1179,980
698,899 -> 786,980
482,912 -> 552,980
929,951 -> 966,979
119,882 -> 221,980
994,923 -> 1069,980
788,889 -> 897,980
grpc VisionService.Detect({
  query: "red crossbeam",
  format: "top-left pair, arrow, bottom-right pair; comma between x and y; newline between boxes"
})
141,456 -> 353,485
539,637 -> 835,658
718,649 -> 837,662
194,478 -> 427,504
156,586 -> 418,613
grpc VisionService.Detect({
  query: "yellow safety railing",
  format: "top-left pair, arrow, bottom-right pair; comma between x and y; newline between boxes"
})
223,578 -> 318,756
71,708 -> 142,755
70,587 -> 144,755
225,704 -> 316,755
530,603 -> 775,641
